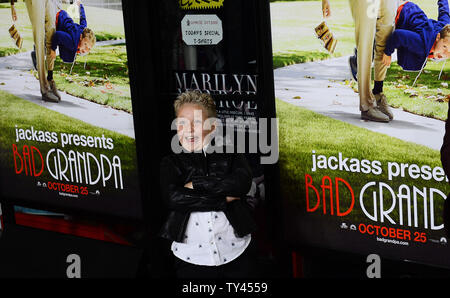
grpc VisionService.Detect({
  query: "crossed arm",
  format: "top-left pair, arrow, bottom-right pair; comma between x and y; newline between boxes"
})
189,154 -> 252,199
160,155 -> 252,213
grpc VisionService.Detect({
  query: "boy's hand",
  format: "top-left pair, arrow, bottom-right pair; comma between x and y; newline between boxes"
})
322,0 -> 331,18
382,53 -> 392,67
11,5 -> 17,22
184,182 -> 193,189
50,49 -> 56,60
226,197 -> 240,203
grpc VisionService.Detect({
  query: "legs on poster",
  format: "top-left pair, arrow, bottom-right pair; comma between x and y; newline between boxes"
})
349,0 -> 398,122
25,0 -> 60,103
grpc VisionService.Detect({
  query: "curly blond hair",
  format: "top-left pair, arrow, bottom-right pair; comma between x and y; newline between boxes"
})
82,27 -> 96,46
440,24 -> 450,39
174,91 -> 217,118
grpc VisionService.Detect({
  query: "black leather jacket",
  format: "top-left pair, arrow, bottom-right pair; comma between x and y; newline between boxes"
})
159,151 -> 257,242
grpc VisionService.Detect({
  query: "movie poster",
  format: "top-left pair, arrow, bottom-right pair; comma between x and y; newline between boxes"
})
272,0 -> 450,267
0,1 -> 142,219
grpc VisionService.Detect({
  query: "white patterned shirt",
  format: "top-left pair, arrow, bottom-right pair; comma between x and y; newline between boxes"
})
171,211 -> 251,266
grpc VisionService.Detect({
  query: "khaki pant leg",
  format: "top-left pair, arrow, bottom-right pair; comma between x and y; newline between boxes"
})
25,0 -> 47,94
45,0 -> 58,72
349,0 -> 378,111
374,0 -> 400,82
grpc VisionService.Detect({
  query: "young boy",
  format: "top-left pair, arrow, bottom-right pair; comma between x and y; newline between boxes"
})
159,91 -> 258,278
383,0 -> 450,71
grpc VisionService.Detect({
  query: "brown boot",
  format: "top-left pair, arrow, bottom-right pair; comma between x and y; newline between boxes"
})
375,93 -> 393,120
49,80 -> 61,101
42,91 -> 59,103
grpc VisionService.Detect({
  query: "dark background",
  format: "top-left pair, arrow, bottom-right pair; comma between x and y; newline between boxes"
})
0,0 -> 448,279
